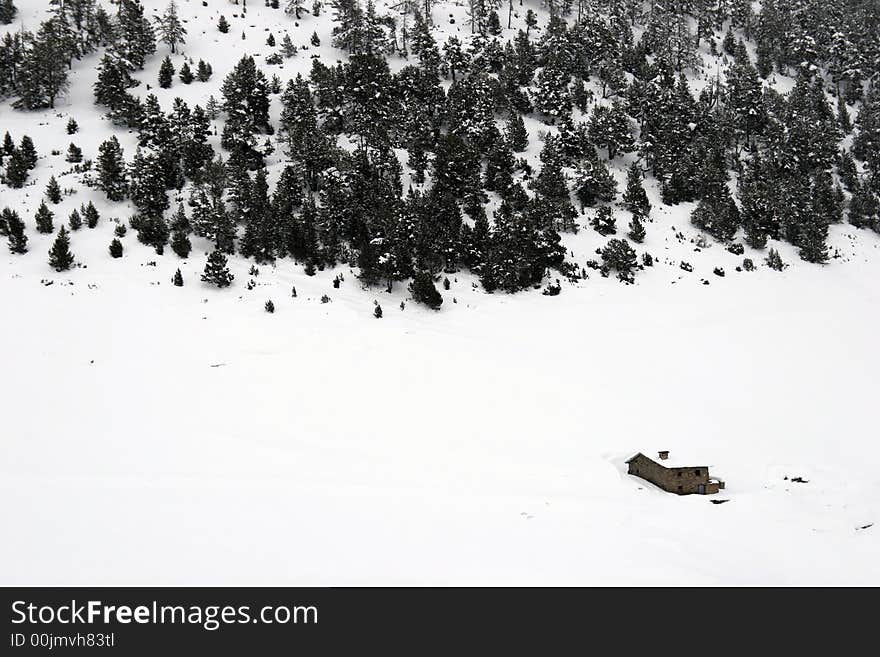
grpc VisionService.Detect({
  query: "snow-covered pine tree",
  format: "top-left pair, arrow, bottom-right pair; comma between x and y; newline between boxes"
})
128,148 -> 170,218
627,214 -> 646,243
286,0 -> 306,20
15,18 -> 70,110
590,206 -> 617,236
68,208 -> 82,231
154,1 -> 187,54
409,270 -> 442,309
93,53 -> 138,120
0,0 -> 17,25
168,203 -> 191,258
179,62 -> 193,84
201,249 -> 234,287
35,201 -> 54,233
197,60 -> 213,82
588,100 -> 634,160
622,162 -> 651,217
4,148 -> 29,188
48,226 -> 75,271
19,135 -> 37,169
46,176 -> 62,204
83,201 -> 99,229
573,156 -> 617,209
505,111 -> 529,153
96,136 -> 128,201
5,209 -> 28,254
158,55 -> 174,88
114,0 -> 156,71
66,143 -> 83,163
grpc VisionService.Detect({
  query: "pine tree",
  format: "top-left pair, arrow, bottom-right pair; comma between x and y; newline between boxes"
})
19,135 -> 38,169
83,201 -> 99,229
505,112 -> 528,152
197,60 -> 213,82
373,303 -> 383,318
128,148 -> 170,218
170,204 -> 192,258
46,176 -> 62,204
35,202 -> 54,233
93,54 -> 137,120
109,238 -> 124,258
854,86 -> 880,179
627,214 -> 646,243
179,62 -> 193,84
837,96 -> 852,134
6,209 -> 28,254
66,143 -> 83,163
623,162 -> 651,217
66,118 -> 78,135
848,183 -> 880,230
591,206 -> 617,236
601,238 -> 638,283
691,194 -> 741,243
218,15 -> 230,34
4,148 -> 29,188
573,157 -> 617,208
115,0 -> 157,71
239,167 -> 277,263
409,270 -> 443,309
220,55 -> 271,167
0,0 -> 17,25
15,18 -> 70,110
172,268 -> 183,286
48,226 -> 75,271
158,55 -> 175,88
281,34 -> 297,58
798,213 -> 829,263
588,100 -> 634,159
532,63 -> 571,121
484,139 -> 515,194
765,247 -> 786,271
201,249 -> 234,287
154,1 -> 187,53
68,208 -> 82,231
286,0 -> 306,19
96,136 -> 127,201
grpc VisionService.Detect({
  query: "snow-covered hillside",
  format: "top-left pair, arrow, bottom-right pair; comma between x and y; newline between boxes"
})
1,0 -> 878,584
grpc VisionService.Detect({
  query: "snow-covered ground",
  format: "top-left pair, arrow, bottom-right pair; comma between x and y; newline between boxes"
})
1,1 -> 879,585
2,236 -> 878,585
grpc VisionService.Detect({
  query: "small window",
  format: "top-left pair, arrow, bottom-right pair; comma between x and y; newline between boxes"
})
695,469 -> 701,476
677,471 -> 682,477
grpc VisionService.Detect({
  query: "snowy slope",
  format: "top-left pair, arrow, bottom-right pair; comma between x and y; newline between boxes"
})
0,1 -> 879,585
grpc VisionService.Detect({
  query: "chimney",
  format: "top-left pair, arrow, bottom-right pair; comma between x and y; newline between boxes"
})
658,451 -> 669,461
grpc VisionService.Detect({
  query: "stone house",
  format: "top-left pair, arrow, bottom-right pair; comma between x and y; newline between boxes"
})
626,451 -> 725,495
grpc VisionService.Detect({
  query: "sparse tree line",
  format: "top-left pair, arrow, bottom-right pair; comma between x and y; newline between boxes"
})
2,0 -> 880,302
